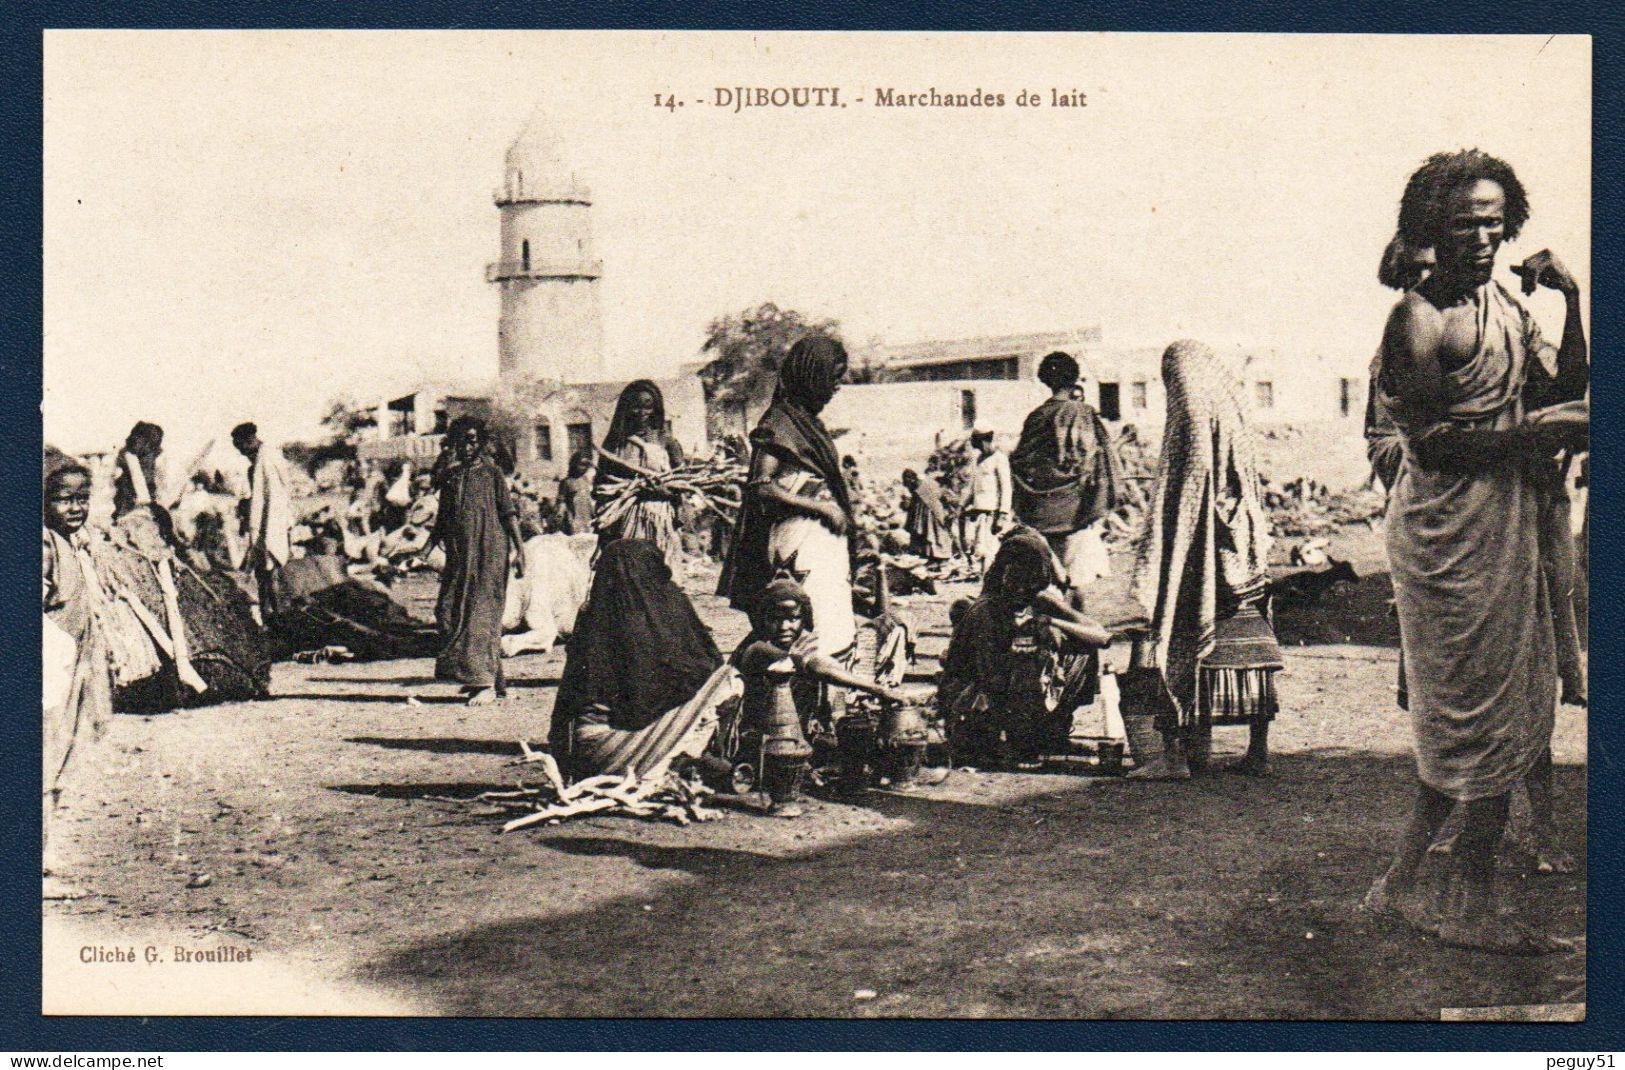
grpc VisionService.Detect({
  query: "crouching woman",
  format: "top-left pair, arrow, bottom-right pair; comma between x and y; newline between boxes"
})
547,539 -> 739,782
939,528 -> 1111,770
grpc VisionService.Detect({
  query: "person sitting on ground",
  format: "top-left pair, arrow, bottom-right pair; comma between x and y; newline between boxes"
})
724,578 -> 921,816
939,529 -> 1111,771
547,539 -> 737,783
595,380 -> 687,574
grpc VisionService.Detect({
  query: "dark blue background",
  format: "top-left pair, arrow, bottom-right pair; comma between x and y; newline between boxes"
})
3,0 -> 1619,1051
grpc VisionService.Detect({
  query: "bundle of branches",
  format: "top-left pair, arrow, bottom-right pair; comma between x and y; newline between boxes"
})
593,451 -> 746,531
471,743 -> 724,831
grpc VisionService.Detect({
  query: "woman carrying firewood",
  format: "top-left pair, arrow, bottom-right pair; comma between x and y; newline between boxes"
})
594,380 -> 686,574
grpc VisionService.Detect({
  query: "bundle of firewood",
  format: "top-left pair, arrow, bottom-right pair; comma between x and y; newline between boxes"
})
593,452 -> 746,531
471,742 -> 724,830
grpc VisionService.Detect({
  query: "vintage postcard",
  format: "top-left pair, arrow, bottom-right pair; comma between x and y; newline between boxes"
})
41,30 -> 1589,1019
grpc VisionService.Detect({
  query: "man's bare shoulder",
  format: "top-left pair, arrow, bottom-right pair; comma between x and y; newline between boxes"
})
1384,291 -> 1445,357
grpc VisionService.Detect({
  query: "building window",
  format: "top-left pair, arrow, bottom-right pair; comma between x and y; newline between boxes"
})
432,408 -> 448,435
387,397 -> 415,438
907,356 -> 1018,382
1098,382 -> 1121,422
534,421 -> 553,462
1254,381 -> 1275,409
960,390 -> 977,430
521,239 -> 531,272
566,422 -> 594,460
1339,377 -> 1358,417
1131,380 -> 1148,410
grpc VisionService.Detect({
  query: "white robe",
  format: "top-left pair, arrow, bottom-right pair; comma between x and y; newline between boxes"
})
248,446 -> 295,567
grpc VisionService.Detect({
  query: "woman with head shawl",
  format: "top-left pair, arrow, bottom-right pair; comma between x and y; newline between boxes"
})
1122,340 -> 1281,780
594,381 -> 686,574
1009,352 -> 1123,586
430,416 -> 525,706
43,454 -> 114,899
548,539 -> 738,782
940,528 -> 1111,769
719,333 -> 856,662
901,468 -> 954,561
112,421 -> 167,522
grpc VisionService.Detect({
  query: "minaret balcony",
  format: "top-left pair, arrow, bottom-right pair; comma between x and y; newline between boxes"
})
487,258 -> 603,282
493,185 -> 592,207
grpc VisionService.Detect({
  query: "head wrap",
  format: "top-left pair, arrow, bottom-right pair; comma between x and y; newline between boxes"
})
751,576 -> 814,637
717,333 -> 854,611
980,525 -> 1057,600
124,421 -> 164,458
601,380 -> 669,456
1130,340 -> 1272,715
556,539 -> 721,736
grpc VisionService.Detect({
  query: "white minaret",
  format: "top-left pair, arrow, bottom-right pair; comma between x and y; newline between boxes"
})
488,118 -> 605,386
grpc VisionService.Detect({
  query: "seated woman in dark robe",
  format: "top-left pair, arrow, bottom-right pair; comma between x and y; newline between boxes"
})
940,529 -> 1111,770
548,539 -> 737,782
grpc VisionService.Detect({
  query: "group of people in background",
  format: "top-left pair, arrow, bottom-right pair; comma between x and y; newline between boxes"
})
45,149 -> 1586,957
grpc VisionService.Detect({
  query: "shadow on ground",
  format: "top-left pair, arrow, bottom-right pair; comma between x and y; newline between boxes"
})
347,736 -> 524,757
359,750 -> 1584,1019
1272,569 -> 1401,649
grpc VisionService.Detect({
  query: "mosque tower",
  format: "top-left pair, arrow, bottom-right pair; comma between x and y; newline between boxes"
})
487,118 -> 605,386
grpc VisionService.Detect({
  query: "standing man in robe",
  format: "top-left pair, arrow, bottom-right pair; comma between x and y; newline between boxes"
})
1363,150 -> 1587,953
232,422 -> 294,624
1009,352 -> 1122,586
963,429 -> 1012,575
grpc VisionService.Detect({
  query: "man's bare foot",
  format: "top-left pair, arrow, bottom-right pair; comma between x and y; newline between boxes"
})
465,688 -> 497,707
1362,875 -> 1437,934
1126,759 -> 1190,781
1437,916 -> 1571,955
1534,844 -> 1577,875
1233,753 -> 1270,777
43,875 -> 86,901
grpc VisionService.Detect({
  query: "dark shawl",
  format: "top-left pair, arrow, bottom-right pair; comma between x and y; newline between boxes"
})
718,334 -> 852,610
597,379 -> 684,479
433,454 -> 514,687
979,525 -> 1058,599
555,539 -> 721,739
1009,397 -> 1123,533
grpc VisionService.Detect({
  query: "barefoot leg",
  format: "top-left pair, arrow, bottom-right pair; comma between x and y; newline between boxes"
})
1434,792 -> 1563,953
1236,718 -> 1271,775
1526,748 -> 1576,874
1366,782 -> 1454,929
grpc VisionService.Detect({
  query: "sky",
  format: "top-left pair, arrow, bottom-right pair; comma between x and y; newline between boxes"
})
43,31 -> 1590,460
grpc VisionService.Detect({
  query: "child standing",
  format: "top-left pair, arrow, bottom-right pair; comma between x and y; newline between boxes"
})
43,460 -> 114,899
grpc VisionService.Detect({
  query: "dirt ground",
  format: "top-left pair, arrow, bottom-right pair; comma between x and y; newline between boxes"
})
44,527 -> 1586,1020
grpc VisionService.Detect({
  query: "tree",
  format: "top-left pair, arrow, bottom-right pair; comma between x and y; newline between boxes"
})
699,303 -> 842,437
319,396 -> 379,444
284,395 -> 380,478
